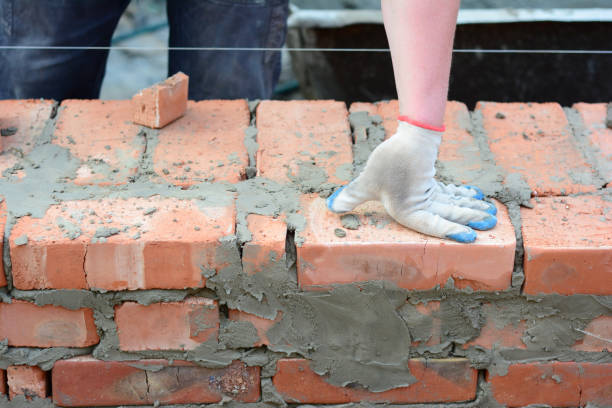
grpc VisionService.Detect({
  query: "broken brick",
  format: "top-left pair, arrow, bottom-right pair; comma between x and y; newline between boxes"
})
132,72 -> 189,129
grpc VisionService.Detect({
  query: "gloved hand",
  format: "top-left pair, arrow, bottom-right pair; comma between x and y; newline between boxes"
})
327,120 -> 497,243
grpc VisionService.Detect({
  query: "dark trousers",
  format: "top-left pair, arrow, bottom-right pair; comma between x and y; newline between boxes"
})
0,0 -> 289,100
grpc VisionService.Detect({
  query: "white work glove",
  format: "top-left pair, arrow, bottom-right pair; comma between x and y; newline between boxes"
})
327,121 -> 497,243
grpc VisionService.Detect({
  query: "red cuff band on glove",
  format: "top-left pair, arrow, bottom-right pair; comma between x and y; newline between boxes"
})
398,115 -> 445,132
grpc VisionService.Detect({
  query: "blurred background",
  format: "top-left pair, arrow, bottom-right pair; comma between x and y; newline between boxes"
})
101,0 -> 612,107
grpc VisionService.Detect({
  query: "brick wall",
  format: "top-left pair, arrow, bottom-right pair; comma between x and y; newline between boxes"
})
0,98 -> 610,407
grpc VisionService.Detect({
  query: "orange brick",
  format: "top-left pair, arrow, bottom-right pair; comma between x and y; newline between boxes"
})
115,298 -> 219,351
0,199 -> 6,287
0,99 -> 54,176
573,316 -> 612,352
10,196 -> 234,290
132,72 -> 189,129
7,366 -> 47,400
272,358 -> 477,404
0,369 -> 6,395
478,102 -> 598,196
522,195 -> 611,295
0,300 -> 98,347
573,103 -> 612,184
375,100 -> 400,138
256,100 -> 353,184
153,100 -> 249,187
348,102 -> 378,116
242,214 -> 286,275
227,310 -> 281,347
54,100 -> 146,185
297,195 -> 515,291
462,303 -> 527,350
52,357 -> 260,406
488,362 -> 612,407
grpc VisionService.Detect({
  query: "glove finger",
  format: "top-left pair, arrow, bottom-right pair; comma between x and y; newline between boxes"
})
394,209 -> 477,243
431,191 -> 497,215
435,181 -> 484,200
327,174 -> 376,213
428,201 -> 497,231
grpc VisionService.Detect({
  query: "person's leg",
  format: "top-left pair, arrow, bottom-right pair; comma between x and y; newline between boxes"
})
381,0 -> 460,128
167,0 -> 289,100
0,0 -> 130,100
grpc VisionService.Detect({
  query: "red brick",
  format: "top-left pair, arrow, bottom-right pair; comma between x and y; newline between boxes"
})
0,99 -> 54,176
0,199 -> 6,287
573,316 -> 612,352
375,100 -> 400,138
272,358 -> 477,404
115,298 -> 219,351
132,72 -> 189,129
7,366 -> 47,400
54,100 -> 146,185
0,300 -> 98,347
256,100 -> 353,184
153,100 -> 249,187
488,362 -> 612,407
10,196 -> 234,290
297,195 -> 515,291
573,103 -> 612,183
0,369 -> 6,395
462,303 -> 527,350
478,102 -> 598,196
349,102 -> 378,116
227,310 -> 281,347
522,195 -> 611,295
52,357 -> 260,406
242,214 -> 286,275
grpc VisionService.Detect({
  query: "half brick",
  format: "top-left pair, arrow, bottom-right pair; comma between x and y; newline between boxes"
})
52,357 -> 260,406
256,100 -> 353,184
153,100 -> 250,187
7,366 -> 47,400
10,196 -> 235,290
54,100 -> 146,185
487,362 -> 612,407
0,300 -> 98,347
115,298 -> 219,351
272,358 -> 477,404
132,72 -> 189,129
477,101 -> 598,196
297,195 -> 516,291
522,195 -> 612,295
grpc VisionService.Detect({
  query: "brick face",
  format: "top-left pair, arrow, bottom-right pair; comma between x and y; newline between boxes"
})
10,196 -> 235,290
297,196 -> 515,291
115,298 -> 219,351
7,366 -> 47,400
0,300 -> 98,347
52,357 -> 260,406
487,362 -> 612,407
153,100 -> 250,187
242,214 -> 286,275
521,195 -> 612,295
478,101 -> 598,196
272,358 -> 477,404
256,100 -> 353,184
54,100 -> 145,185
